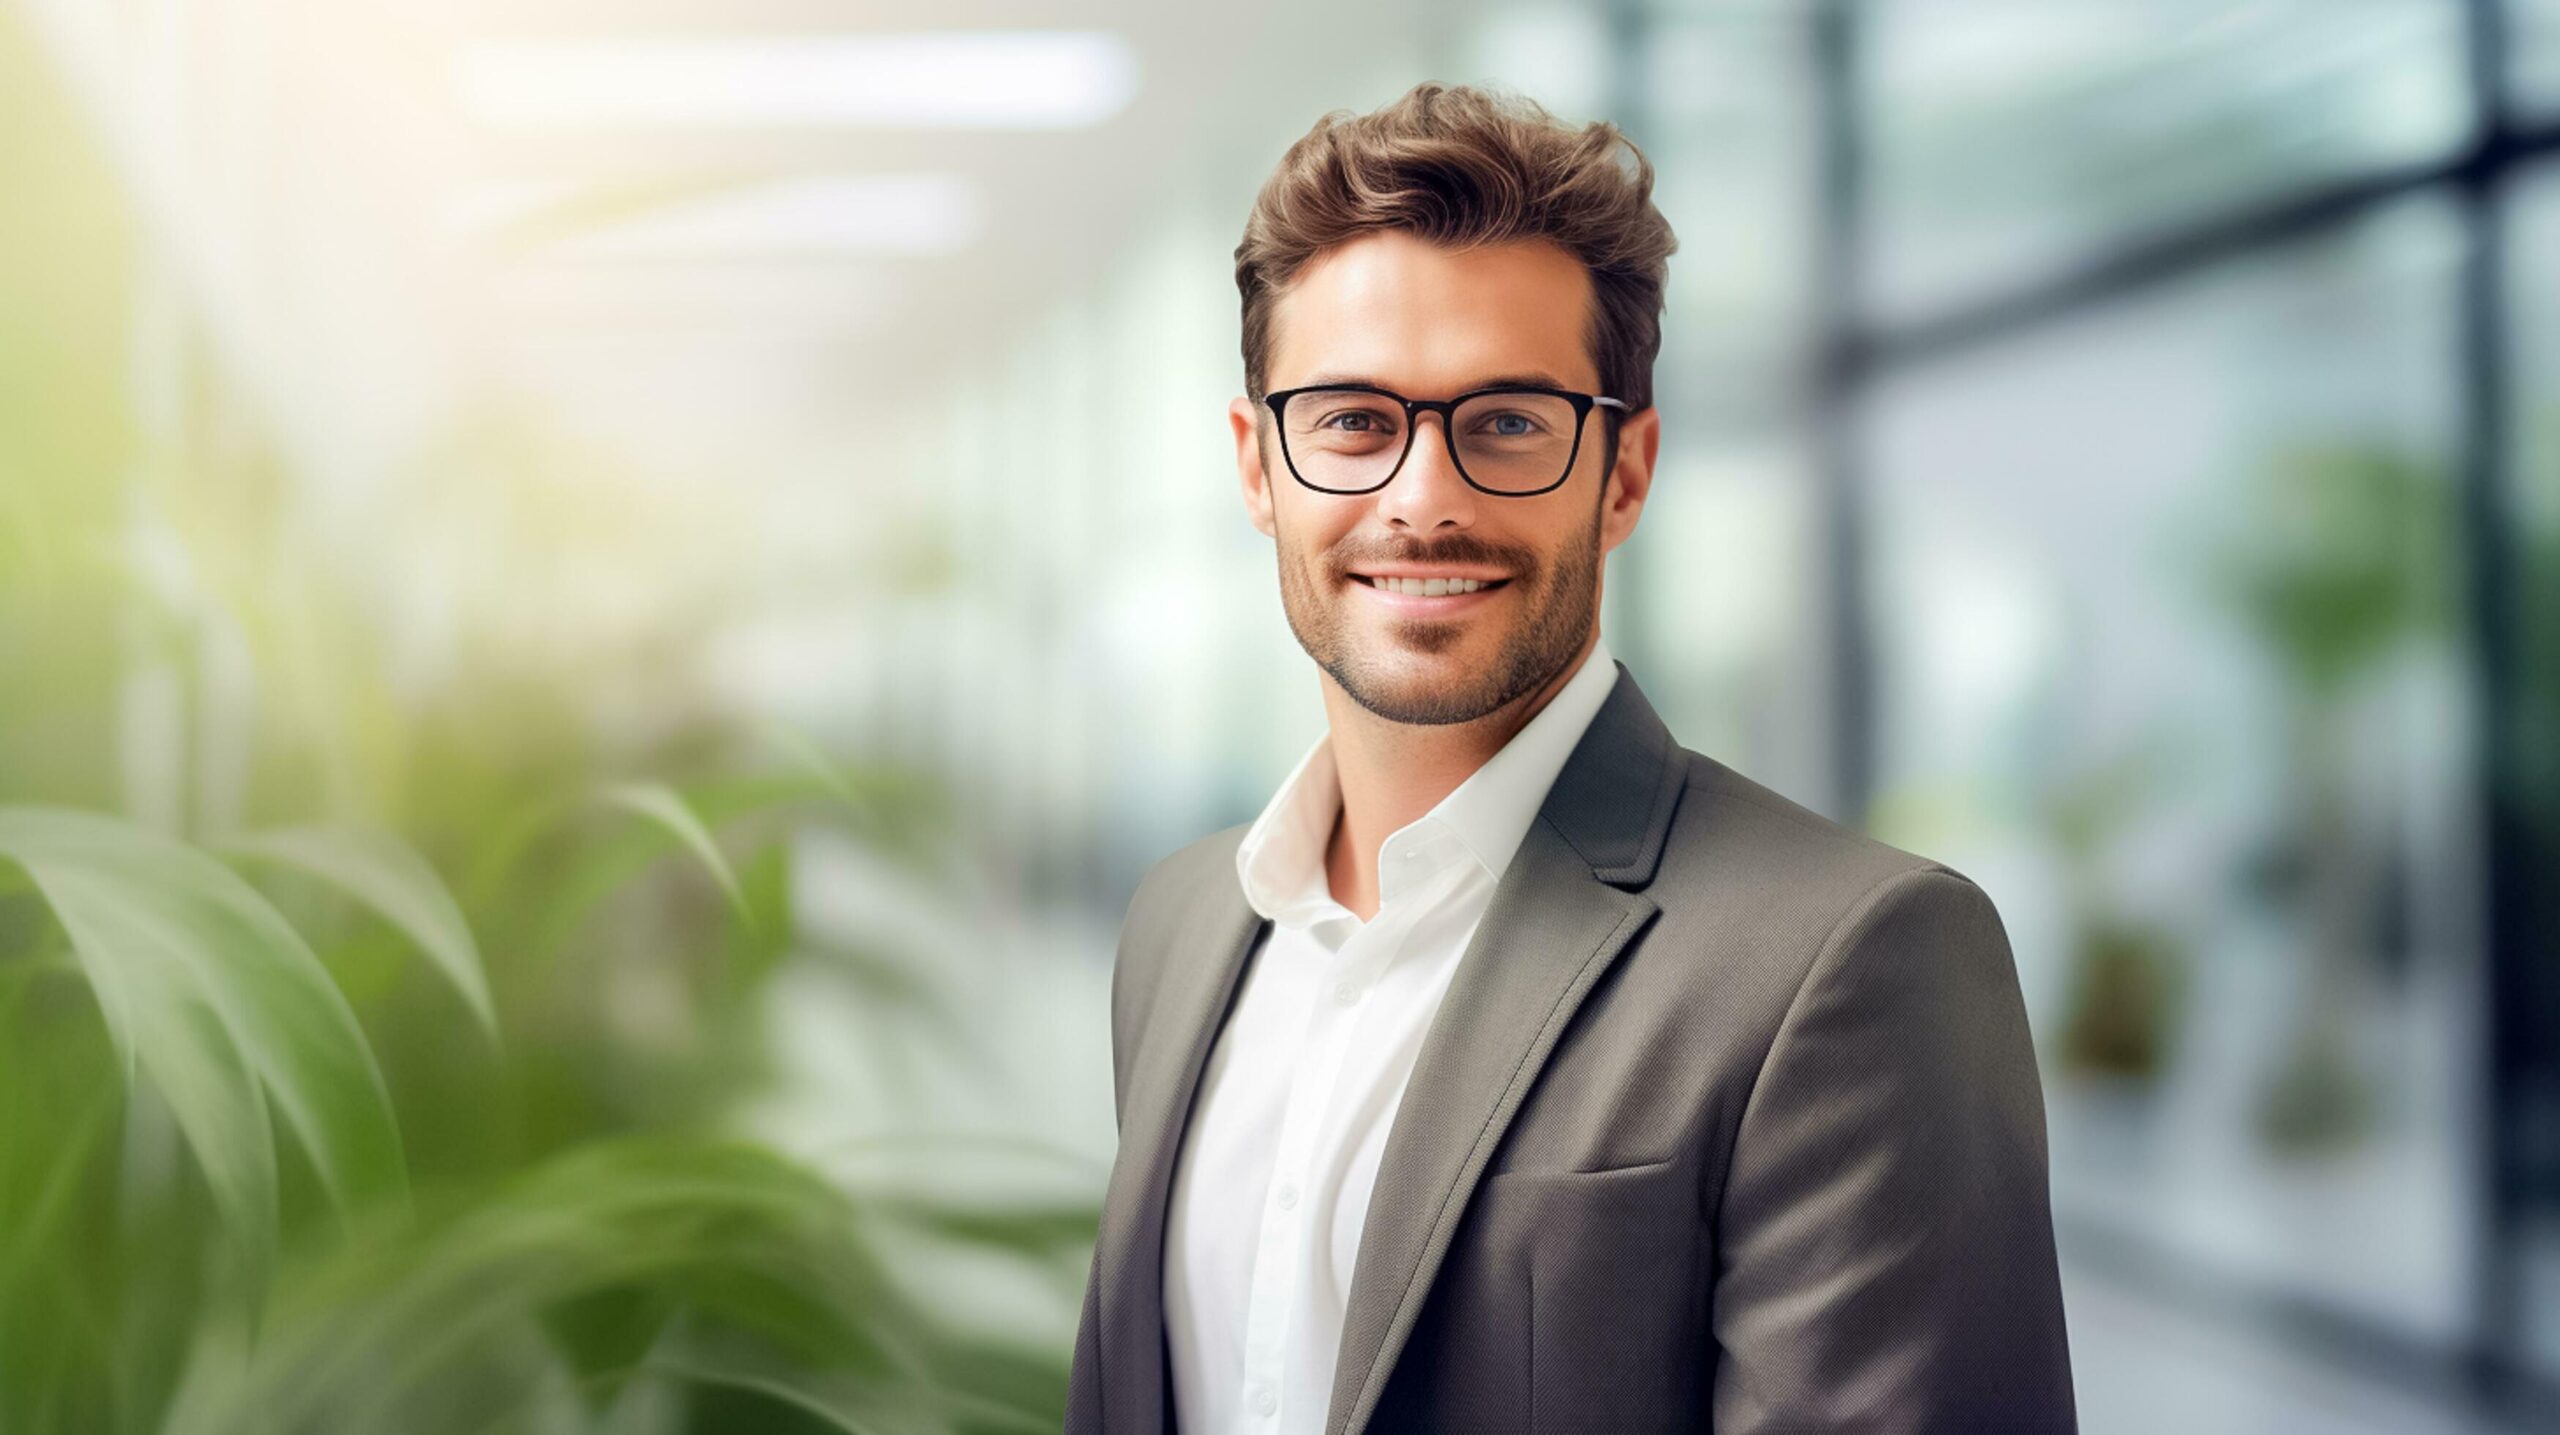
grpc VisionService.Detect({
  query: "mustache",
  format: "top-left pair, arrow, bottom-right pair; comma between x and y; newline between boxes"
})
1328,536 -> 1537,575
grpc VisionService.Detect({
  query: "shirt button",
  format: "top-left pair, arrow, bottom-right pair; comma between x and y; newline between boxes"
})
1331,980 -> 1359,1007
1275,1182 -> 1299,1209
1250,1384 -> 1278,1416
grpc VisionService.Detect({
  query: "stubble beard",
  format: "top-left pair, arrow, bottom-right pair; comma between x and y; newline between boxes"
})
1274,499 -> 1604,728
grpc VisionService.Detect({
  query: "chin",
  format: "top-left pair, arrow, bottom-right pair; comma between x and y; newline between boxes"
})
1338,655 -> 1513,726
1362,623 -> 1484,664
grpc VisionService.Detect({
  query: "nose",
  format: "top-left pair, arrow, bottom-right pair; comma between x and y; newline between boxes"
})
1374,410 -> 1479,532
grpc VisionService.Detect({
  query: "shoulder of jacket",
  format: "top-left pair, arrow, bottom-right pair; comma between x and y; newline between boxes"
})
1110,820 -> 1255,1038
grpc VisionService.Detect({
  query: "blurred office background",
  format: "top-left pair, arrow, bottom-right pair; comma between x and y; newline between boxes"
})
1,0 -> 2555,1431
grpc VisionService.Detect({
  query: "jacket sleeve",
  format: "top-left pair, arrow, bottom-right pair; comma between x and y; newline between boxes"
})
1068,858 -> 1167,1435
1709,865 -> 2077,1432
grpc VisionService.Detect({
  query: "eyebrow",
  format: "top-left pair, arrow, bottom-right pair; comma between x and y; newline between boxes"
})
1294,369 -> 1578,392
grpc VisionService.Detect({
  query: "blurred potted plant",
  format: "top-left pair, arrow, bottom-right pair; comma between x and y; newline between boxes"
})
0,26 -> 1102,1424
0,366 -> 1090,1435
2202,440 -> 2448,1155
2044,742 -> 2188,1094
0,768 -> 1088,1435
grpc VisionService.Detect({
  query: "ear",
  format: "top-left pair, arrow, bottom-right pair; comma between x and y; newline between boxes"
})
1233,395 -> 1277,539
1598,405 -> 1661,557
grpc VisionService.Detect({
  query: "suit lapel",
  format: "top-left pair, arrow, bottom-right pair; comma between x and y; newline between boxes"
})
1093,866 -> 1268,1435
1325,662 -> 1688,1435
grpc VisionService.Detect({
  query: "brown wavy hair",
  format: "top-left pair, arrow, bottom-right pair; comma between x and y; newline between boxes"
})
1235,82 -> 1677,420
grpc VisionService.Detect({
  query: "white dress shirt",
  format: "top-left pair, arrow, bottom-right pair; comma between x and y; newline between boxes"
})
1161,637 -> 1621,1435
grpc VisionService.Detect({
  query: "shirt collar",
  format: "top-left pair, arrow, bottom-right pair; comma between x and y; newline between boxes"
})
1233,635 -> 1621,923
1232,725 -> 1348,927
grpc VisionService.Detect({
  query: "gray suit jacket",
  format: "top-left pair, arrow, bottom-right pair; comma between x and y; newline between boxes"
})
1067,662 -> 2075,1433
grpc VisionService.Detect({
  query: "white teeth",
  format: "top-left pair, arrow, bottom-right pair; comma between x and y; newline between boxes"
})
1370,576 -> 1490,595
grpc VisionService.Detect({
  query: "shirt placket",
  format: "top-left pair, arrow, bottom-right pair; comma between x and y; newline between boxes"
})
1229,901 -> 1417,1428
1231,832 -> 1462,1431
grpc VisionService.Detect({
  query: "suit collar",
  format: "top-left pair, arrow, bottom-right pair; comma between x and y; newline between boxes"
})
1089,661 -> 1687,1435
1531,657 -> 1684,888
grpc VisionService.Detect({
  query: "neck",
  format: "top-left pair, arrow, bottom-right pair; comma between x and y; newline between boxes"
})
1319,627 -> 1600,921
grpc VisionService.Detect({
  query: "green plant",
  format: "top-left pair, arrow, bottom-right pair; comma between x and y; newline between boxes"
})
0,785 -> 1087,1435
2201,438 -> 2452,1154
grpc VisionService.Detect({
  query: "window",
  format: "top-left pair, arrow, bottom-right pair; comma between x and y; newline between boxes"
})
2518,0 -> 2560,113
1863,201 -> 2478,1338
1861,0 -> 2470,323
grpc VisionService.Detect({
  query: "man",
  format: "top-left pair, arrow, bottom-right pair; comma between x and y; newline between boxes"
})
1068,82 -> 2075,1434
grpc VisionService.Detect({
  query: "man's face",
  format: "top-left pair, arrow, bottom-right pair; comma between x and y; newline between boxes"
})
1231,229 -> 1658,726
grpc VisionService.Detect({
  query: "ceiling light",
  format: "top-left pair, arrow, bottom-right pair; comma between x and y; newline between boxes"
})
457,31 -> 1139,130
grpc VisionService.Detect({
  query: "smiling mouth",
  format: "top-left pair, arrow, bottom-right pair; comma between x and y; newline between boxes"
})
1349,574 -> 1512,596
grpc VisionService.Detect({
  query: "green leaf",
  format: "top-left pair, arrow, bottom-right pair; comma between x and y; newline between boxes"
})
758,723 -> 861,807
597,782 -> 750,924
535,1282 -> 677,1418
216,825 -> 499,1046
160,1138 -> 924,1435
0,1077 -> 119,1303
0,807 -> 409,1257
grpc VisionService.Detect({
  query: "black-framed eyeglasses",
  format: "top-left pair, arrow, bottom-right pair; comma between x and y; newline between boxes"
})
1261,382 -> 1631,497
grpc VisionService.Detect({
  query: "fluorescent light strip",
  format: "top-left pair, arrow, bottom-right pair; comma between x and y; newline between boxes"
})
458,31 -> 1139,130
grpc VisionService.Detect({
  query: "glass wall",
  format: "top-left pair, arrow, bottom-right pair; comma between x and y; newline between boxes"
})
1863,200 -> 2480,1337
2519,0 -> 2560,111
1616,0 -> 1834,805
1860,0 -> 2471,324
1841,0 -> 2560,1404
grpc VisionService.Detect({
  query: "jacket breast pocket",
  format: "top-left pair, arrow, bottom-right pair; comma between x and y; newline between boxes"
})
1485,1157 -> 1703,1433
